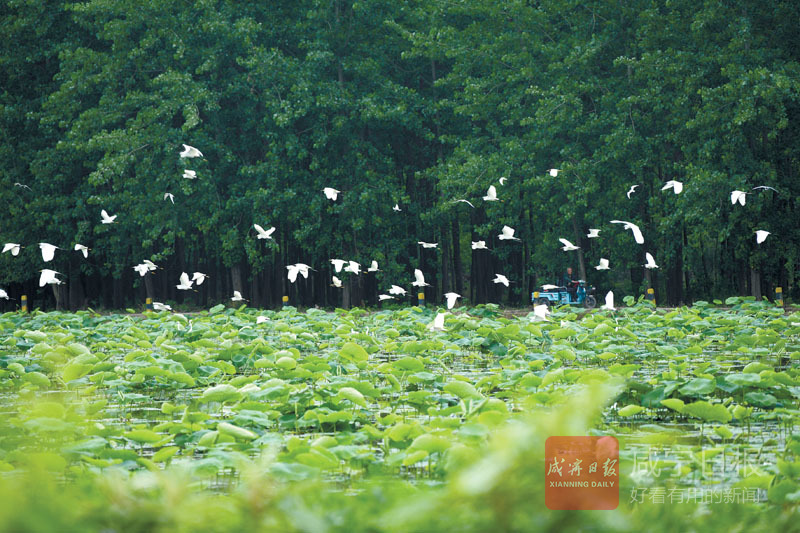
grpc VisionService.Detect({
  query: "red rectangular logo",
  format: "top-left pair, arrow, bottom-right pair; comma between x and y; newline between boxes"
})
545,436 -> 619,510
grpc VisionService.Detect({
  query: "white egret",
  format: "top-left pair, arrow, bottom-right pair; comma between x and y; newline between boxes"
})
287,263 -> 312,283
0,289 -> 8,300
152,302 -> 172,311
559,238 -> 580,251
323,187 -> 340,201
483,185 -> 499,201
755,230 -> 770,244
182,170 -> 197,179
499,177 -> 507,185
164,192 -> 175,204
330,259 -> 346,273
412,269 -> 430,287
626,185 -> 639,199
231,290 -> 247,302
331,276 -> 343,288
549,168 -> 560,177
418,241 -> 438,249
142,259 -> 158,271
14,183 -> 31,190
644,252 -> 659,269
39,243 -> 59,262
731,190 -> 747,206
541,284 -> 559,290
595,258 -> 610,270
368,260 -> 380,272
176,272 -> 194,291
602,291 -> 615,310
493,274 -> 510,287
192,272 -> 208,285
610,220 -> 645,244
753,186 -> 778,192
454,199 -> 475,208
100,209 -> 117,224
444,292 -> 461,309
253,224 -> 275,240
471,241 -> 489,250
256,316 -> 269,324
133,264 -> 151,277
74,244 -> 90,258
388,285 -> 407,296
498,225 -> 520,241
39,269 -> 62,287
532,304 -> 550,321
587,228 -> 601,238
344,261 -> 361,275
662,180 -> 683,194
393,204 -> 401,212
2,243 -> 21,256
378,294 -> 394,301
180,144 -> 203,158
429,312 -> 446,331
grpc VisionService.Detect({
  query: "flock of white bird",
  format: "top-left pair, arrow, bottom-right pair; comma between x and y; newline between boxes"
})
0,145 -> 778,324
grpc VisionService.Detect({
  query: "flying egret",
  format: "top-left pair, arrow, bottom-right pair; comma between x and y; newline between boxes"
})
0,289 -> 8,300
39,269 -> 62,287
2,243 -> 21,256
330,259 -> 346,273
39,243 -> 59,262
412,269 -> 430,287
498,225 -> 520,241
755,230 -> 770,244
74,244 -> 90,258
587,228 -> 601,238
344,261 -> 361,275
454,199 -> 475,208
180,144 -> 203,158
368,260 -> 380,272
730,190 -> 747,206
595,258 -> 610,270
388,285 -> 407,296
610,220 -> 645,244
499,177 -> 507,185
182,170 -> 197,179
100,209 -> 117,224
493,274 -> 510,287
541,284 -> 559,290
152,302 -> 172,311
549,169 -> 559,177
644,252 -> 659,269
429,312 -> 446,331
483,185 -> 499,201
331,276 -> 343,288
444,292 -> 461,309
231,290 -> 247,302
753,186 -> 778,192
418,241 -> 438,249
256,316 -> 269,324
142,259 -> 159,271
559,238 -> 580,251
323,187 -> 340,201
253,224 -> 275,240
532,304 -> 550,321
133,264 -> 151,277
164,193 -> 175,204
287,263 -> 312,283
626,185 -> 639,199
393,204 -> 401,212
471,241 -> 489,250
662,180 -> 683,194
378,294 -> 394,301
14,183 -> 31,190
176,272 -> 194,291
192,272 -> 208,285
601,291 -> 615,310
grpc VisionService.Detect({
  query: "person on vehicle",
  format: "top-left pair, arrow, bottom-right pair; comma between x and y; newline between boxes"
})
561,267 -> 578,299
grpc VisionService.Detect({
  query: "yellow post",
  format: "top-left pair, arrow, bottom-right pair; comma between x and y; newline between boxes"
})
145,297 -> 153,311
775,287 -> 783,307
21,295 -> 28,313
418,292 -> 425,307
646,288 -> 656,306
282,295 -> 289,307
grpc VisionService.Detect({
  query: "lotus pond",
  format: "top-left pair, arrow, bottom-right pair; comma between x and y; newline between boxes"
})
0,299 -> 798,531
